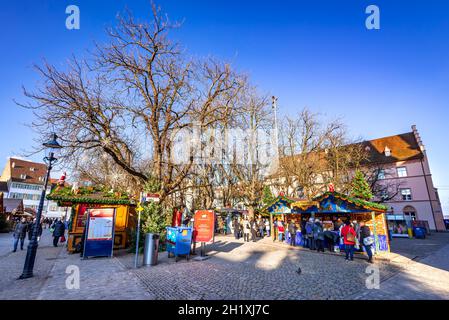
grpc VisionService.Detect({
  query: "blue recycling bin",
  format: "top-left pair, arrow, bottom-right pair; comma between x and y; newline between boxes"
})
166,227 -> 193,261
413,227 -> 426,239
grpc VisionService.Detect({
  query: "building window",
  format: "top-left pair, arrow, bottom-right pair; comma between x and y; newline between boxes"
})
377,169 -> 385,180
384,146 -> 391,157
20,174 -> 27,179
401,188 -> 412,201
397,167 -> 407,177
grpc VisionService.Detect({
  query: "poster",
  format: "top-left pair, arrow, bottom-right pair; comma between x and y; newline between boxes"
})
84,208 -> 116,258
193,210 -> 215,243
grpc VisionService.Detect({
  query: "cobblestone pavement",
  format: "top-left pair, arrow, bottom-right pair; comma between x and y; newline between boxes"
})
2,231 -> 449,300
351,240 -> 449,299
0,229 -> 64,300
117,236 -> 401,300
389,232 -> 449,260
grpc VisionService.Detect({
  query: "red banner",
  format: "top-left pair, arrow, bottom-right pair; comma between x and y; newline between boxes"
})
193,210 -> 215,243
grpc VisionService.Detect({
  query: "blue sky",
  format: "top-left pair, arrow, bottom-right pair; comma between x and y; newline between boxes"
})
1,1 -> 448,214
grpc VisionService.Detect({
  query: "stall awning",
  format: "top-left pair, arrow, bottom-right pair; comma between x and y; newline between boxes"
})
291,192 -> 387,214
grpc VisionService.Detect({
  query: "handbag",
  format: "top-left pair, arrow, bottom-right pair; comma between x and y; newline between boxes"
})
363,236 -> 375,246
60,235 -> 66,243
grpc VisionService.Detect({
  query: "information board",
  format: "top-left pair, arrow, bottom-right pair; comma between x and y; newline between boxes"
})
193,210 -> 215,243
83,208 -> 116,258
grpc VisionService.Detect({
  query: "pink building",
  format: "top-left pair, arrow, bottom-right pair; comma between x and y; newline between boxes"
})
364,125 -> 445,235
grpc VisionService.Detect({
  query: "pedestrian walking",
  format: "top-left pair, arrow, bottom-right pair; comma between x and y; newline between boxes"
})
341,220 -> 357,261
243,217 -> 251,242
51,218 -> 66,247
359,221 -> 374,263
233,218 -> 241,240
288,220 -> 297,246
12,218 -> 28,252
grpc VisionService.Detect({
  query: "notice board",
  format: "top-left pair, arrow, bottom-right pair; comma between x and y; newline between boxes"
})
83,208 -> 116,258
193,210 -> 215,243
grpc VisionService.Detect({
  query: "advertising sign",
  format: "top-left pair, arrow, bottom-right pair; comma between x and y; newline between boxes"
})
193,210 -> 215,243
83,208 -> 116,258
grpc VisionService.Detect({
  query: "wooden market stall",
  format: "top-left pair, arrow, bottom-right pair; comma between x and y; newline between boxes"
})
290,192 -> 390,253
47,186 -> 137,253
262,195 -> 300,241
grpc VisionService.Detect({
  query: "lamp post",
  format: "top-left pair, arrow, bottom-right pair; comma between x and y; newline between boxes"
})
19,133 -> 62,279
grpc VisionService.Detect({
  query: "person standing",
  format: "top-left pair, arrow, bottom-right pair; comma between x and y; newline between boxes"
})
26,218 -> 34,241
258,218 -> 265,238
300,218 -> 308,248
52,219 -> 66,247
313,219 -> 325,252
12,218 -> 28,252
288,220 -> 297,246
359,221 -> 374,263
265,219 -> 271,237
306,218 -> 315,250
277,220 -> 285,242
273,218 -> 278,242
250,218 -> 258,242
341,220 -> 356,261
233,218 -> 241,240
243,217 -> 251,242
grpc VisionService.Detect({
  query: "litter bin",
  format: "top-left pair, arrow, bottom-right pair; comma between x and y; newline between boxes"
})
413,227 -> 426,239
143,233 -> 160,266
166,227 -> 193,262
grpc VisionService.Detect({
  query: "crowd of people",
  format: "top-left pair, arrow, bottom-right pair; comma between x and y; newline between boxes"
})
11,216 -> 67,252
231,215 -> 374,263
232,216 -> 271,242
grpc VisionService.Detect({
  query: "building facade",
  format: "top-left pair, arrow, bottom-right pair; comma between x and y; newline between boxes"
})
0,158 -> 70,219
365,126 -> 445,234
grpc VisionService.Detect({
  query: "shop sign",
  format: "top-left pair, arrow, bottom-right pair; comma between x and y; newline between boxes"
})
193,210 -> 215,243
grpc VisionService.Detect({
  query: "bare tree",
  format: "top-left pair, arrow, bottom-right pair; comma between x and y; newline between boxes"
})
19,3 -> 247,203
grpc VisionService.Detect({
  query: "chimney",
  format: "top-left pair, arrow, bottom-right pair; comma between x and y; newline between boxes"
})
411,125 -> 425,151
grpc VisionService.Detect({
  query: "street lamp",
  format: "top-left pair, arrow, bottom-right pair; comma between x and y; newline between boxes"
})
19,133 -> 62,279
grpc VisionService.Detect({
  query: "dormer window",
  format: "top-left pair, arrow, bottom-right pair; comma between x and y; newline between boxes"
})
20,174 -> 27,179
30,167 -> 35,172
384,146 -> 391,157
365,146 -> 371,152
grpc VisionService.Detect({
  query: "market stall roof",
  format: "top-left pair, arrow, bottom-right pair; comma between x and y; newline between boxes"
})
262,195 -> 303,214
291,192 -> 387,214
47,186 -> 136,206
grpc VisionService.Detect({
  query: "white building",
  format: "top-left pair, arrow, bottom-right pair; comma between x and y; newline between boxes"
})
0,158 -> 70,219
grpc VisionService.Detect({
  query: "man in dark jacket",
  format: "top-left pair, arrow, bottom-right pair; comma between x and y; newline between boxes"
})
52,219 -> 66,247
313,219 -> 325,252
288,220 -> 297,246
13,218 -> 28,252
359,221 -> 374,263
233,218 -> 240,240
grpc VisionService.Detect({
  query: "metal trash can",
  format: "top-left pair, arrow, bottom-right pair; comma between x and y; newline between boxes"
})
143,233 -> 160,266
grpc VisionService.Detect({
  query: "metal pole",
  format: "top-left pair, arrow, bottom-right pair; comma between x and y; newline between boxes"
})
134,192 -> 143,268
19,153 -> 54,279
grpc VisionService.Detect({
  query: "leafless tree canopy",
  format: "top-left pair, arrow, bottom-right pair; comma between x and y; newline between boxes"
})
20,3 -> 247,202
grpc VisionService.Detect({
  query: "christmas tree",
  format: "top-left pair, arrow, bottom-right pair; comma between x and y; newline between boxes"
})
262,185 -> 276,206
350,170 -> 373,201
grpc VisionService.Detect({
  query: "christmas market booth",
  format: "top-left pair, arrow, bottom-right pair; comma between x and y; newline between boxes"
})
47,186 -> 137,253
289,192 -> 390,253
262,195 -> 304,241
